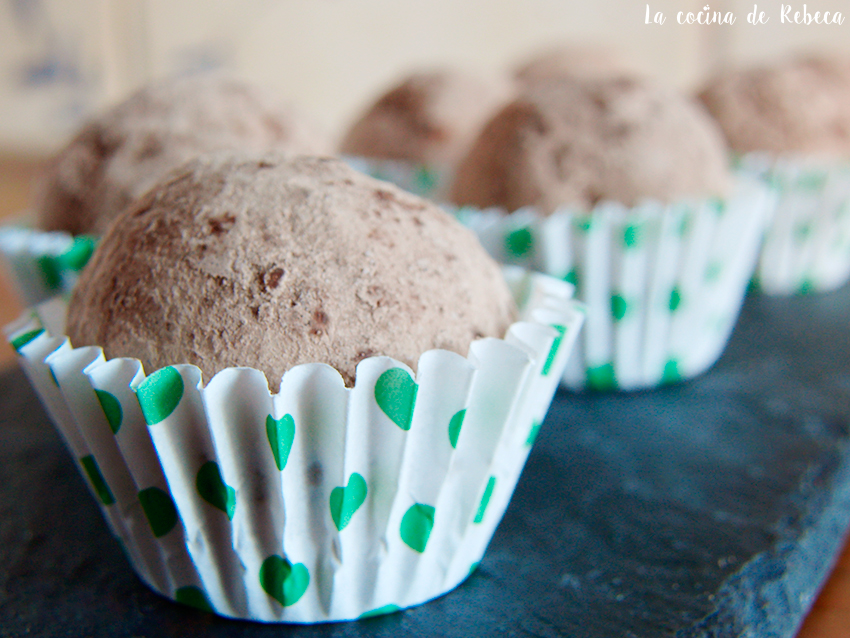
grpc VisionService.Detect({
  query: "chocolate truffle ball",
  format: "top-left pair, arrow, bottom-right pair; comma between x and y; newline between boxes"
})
698,55 -> 850,156
340,69 -> 511,167
450,76 -> 730,213
66,153 -> 516,388
513,44 -> 647,85
35,76 -> 331,235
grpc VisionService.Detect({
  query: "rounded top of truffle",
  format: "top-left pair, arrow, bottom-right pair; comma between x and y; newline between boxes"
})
35,75 -> 332,235
513,44 -> 648,84
339,69 -> 512,167
698,55 -> 850,156
450,76 -> 730,213
66,153 -> 516,388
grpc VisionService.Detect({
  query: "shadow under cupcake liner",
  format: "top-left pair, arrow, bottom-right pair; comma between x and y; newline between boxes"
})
4,268 -> 584,623
736,154 -> 850,295
453,178 -> 775,391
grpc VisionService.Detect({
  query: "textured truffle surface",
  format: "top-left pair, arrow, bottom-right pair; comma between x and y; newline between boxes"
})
66,154 -> 516,388
35,76 -> 331,235
698,56 -> 850,155
450,77 -> 730,213
514,44 -> 647,84
340,69 -> 511,167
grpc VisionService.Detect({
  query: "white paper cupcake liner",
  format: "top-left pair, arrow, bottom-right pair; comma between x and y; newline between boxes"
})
0,225 -> 97,305
4,268 -> 583,623
452,178 -> 774,391
343,156 -> 449,201
736,154 -> 850,295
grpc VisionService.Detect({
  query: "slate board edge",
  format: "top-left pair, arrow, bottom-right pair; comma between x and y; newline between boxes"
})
681,438 -> 850,638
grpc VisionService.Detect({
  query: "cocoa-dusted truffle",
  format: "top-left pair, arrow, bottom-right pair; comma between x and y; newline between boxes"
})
698,56 -> 850,156
66,153 -> 516,388
513,44 -> 647,84
35,76 -> 331,235
340,69 -> 511,167
450,76 -> 730,213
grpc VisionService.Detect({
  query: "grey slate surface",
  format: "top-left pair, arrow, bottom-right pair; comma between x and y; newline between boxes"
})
1,286 -> 849,637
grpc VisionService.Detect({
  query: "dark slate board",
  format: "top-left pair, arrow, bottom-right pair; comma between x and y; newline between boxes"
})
2,286 -> 850,638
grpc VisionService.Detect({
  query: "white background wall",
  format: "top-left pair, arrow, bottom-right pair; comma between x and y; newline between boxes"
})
1,0 -> 848,153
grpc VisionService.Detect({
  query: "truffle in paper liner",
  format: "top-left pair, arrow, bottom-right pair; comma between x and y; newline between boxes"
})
343,156 -> 449,201
0,226 -> 97,305
5,268 -> 583,623
454,178 -> 774,391
736,154 -> 850,295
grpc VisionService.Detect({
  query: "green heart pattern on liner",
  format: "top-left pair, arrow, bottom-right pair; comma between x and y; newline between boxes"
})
374,368 -> 418,431
135,367 -> 184,425
448,409 -> 465,449
196,461 -> 236,520
95,390 -> 122,434
174,585 -> 214,613
400,503 -> 435,553
10,328 -> 44,353
329,472 -> 367,531
79,455 -> 115,505
473,477 -> 496,524
266,414 -> 295,471
259,555 -> 310,607
138,486 -> 178,538
360,604 -> 402,619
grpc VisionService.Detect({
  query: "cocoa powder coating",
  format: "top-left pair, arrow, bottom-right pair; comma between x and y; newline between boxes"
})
66,154 -> 517,388
450,76 -> 730,213
35,75 -> 331,235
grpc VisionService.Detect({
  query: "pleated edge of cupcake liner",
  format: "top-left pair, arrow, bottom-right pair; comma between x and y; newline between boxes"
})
734,152 -> 850,296
3,267 -> 585,623
447,177 -> 776,391
0,224 -> 98,305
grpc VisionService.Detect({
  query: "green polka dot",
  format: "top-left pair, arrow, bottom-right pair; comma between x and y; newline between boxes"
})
448,409 -> 465,449
266,414 -> 295,471
10,329 -> 44,352
196,461 -> 236,520
95,390 -> 122,434
413,165 -> 437,193
525,420 -> 542,446
504,227 -> 534,258
138,486 -> 178,537
611,294 -> 629,322
469,561 -> 481,575
375,368 -> 418,431
329,472 -> 368,531
36,255 -> 62,291
705,262 -> 722,282
797,171 -> 827,191
359,604 -> 402,619
798,278 -> 816,295
575,218 -> 593,233
562,268 -> 579,288
709,198 -> 725,216
662,359 -> 682,384
794,223 -> 813,242
541,324 -> 567,376
623,224 -> 643,248
668,288 -> 682,313
473,477 -> 496,524
400,503 -> 435,553
174,586 -> 213,613
259,555 -> 310,607
80,455 -> 115,505
57,235 -> 97,271
747,277 -> 762,294
587,364 -> 617,391
135,367 -> 184,425
677,214 -> 691,237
